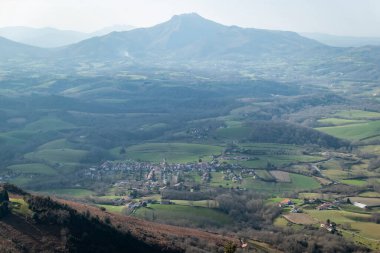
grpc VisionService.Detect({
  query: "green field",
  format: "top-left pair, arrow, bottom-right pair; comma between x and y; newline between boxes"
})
306,209 -> 370,225
25,149 -> 88,164
38,188 -> 95,197
24,117 -> 75,131
359,191 -> 380,198
10,198 -> 32,216
333,110 -> 380,119
97,204 -> 126,213
341,179 -> 368,186
306,209 -> 380,242
6,163 -> 57,175
237,154 -> 322,168
211,172 -> 320,193
38,138 -> 73,150
171,199 -> 217,208
255,170 -> 275,181
122,143 -> 223,163
316,121 -> 380,141
133,204 -> 232,227
318,118 -> 365,126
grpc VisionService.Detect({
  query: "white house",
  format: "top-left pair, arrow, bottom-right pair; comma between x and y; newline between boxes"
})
353,202 -> 367,209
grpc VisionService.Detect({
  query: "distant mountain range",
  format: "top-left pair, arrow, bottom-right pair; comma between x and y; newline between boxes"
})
60,13 -> 330,62
0,13 -> 379,81
301,32 -> 380,47
0,25 -> 135,48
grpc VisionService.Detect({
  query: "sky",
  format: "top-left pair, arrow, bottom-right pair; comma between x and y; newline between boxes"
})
0,0 -> 379,37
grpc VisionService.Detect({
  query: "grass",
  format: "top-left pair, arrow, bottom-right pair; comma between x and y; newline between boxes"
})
318,118 -> 366,126
359,191 -> 380,198
211,172 -> 320,193
24,117 -> 75,131
236,154 -> 323,168
273,217 -> 289,227
122,143 -> 223,163
10,198 -> 32,216
170,200 -> 218,208
38,188 -> 95,197
359,145 -> 380,156
133,204 -> 232,227
306,209 -> 370,224
255,170 -> 275,181
351,222 -> 380,240
38,138 -> 73,150
333,110 -> 380,119
97,204 -> 126,213
316,121 -> 380,141
323,169 -> 349,180
341,179 -> 368,186
346,197 -> 380,207
6,163 -> 57,175
25,148 -> 88,164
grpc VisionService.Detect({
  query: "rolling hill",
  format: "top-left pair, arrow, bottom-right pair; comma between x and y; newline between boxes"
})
0,26 -> 135,48
0,36 -> 46,60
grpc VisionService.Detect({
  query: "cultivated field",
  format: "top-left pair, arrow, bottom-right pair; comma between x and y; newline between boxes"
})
283,213 -> 317,225
132,204 -> 232,227
123,143 -> 223,163
270,170 -> 291,182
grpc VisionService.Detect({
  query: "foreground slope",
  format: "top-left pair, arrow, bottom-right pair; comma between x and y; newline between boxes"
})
0,184 -> 238,253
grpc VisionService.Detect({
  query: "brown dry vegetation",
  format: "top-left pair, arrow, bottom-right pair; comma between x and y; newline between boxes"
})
58,198 -> 239,249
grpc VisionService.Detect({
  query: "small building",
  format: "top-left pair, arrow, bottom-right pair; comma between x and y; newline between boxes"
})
316,202 -> 336,210
353,202 -> 367,209
278,198 -> 293,207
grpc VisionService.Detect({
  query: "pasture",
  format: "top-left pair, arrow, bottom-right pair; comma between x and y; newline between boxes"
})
333,110 -> 380,119
212,173 -> 317,193
316,121 -> 380,141
283,213 -> 317,225
123,143 -> 223,163
133,204 -> 232,227
24,148 -> 88,164
38,188 -> 95,197
341,179 -> 368,186
6,163 -> 57,175
318,118 -> 365,126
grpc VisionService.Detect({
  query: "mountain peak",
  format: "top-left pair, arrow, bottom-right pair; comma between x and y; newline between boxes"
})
171,12 -> 203,19
168,13 -> 215,25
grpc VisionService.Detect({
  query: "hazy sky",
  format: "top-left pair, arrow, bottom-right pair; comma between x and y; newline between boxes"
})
0,0 -> 379,37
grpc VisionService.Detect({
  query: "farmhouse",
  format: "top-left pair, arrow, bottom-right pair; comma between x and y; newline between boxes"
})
316,202 -> 336,210
278,198 -> 293,207
353,202 -> 367,209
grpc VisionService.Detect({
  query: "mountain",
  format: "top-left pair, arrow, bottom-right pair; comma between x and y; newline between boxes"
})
61,13 -> 331,62
0,36 -> 46,60
90,25 -> 135,37
0,26 -> 89,48
301,32 -> 380,47
0,13 -> 379,82
0,25 -> 135,48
